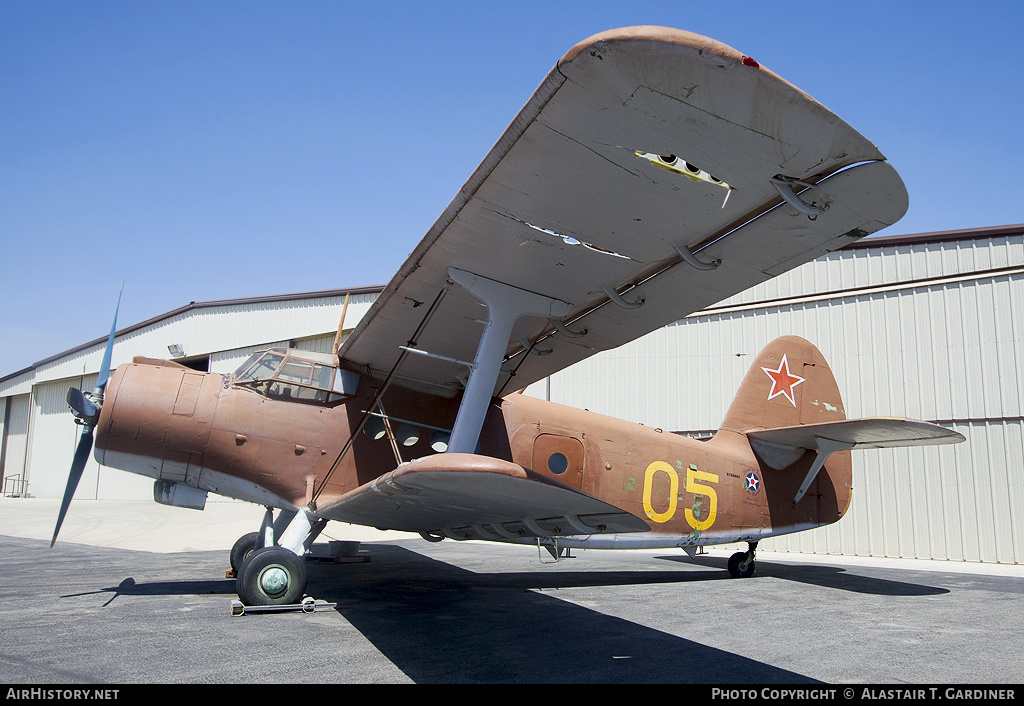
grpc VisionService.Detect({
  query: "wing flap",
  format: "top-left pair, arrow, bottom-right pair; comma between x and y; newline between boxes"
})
317,453 -> 650,540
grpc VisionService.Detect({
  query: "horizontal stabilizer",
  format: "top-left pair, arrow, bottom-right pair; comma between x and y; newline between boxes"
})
748,417 -> 965,455
317,453 -> 650,540
747,418 -> 964,503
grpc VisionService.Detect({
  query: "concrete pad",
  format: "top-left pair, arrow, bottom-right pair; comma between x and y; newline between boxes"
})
0,497 -> 418,553
1,530 -> 1021,684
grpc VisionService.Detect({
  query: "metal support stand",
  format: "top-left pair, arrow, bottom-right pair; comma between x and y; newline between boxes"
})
538,537 -> 573,562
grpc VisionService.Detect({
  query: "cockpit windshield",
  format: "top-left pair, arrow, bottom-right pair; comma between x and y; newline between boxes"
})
231,348 -> 357,405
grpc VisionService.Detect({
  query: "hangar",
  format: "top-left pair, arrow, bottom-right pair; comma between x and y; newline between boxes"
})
1,224 -> 1021,564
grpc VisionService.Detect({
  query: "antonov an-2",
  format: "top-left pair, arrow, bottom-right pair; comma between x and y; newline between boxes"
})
56,27 -> 963,605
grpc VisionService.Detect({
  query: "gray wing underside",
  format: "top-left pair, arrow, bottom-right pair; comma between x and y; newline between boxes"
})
340,27 -> 908,398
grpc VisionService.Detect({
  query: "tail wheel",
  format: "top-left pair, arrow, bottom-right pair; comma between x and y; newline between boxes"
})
237,546 -> 307,606
728,551 -> 756,578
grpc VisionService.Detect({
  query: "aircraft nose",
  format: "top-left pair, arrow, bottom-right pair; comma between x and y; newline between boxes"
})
95,360 -> 218,476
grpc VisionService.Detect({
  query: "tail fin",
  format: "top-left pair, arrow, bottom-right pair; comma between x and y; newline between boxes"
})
712,336 -> 963,513
717,335 -> 846,435
711,336 -> 852,520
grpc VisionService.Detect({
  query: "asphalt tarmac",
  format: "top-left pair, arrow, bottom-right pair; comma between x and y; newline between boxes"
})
1,499 -> 1021,685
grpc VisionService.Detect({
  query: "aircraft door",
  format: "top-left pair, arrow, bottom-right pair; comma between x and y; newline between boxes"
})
532,433 -> 585,490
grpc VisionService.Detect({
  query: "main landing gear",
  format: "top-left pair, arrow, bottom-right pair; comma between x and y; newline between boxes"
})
727,542 -> 758,578
237,546 -> 308,606
230,506 -> 326,606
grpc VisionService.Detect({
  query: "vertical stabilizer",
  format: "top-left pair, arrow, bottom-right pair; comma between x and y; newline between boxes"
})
717,336 -> 847,435
711,336 -> 854,533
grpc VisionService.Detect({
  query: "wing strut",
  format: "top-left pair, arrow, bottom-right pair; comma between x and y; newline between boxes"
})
446,268 -> 570,454
312,282 -> 454,504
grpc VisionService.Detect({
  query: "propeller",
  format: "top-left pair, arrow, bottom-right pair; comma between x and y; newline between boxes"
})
51,286 -> 122,547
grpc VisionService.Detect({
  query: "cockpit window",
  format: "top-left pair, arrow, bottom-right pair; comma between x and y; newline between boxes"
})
235,352 -> 285,383
231,348 -> 353,406
231,352 -> 264,380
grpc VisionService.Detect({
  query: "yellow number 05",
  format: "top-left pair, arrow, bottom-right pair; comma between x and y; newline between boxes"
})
684,467 -> 719,532
642,461 -> 718,530
643,461 -> 679,523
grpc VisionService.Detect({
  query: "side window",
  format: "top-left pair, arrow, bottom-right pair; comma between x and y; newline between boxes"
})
278,359 -> 315,384
312,364 -> 334,389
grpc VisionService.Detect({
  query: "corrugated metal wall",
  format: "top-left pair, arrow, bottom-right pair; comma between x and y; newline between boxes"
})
528,231 -> 1024,564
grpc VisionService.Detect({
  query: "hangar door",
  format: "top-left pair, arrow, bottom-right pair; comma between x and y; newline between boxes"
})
1,394 -> 30,497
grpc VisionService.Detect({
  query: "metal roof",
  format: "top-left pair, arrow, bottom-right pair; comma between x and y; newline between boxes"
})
0,285 -> 384,386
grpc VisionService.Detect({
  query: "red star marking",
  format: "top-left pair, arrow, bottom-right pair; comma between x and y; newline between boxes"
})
762,354 -> 805,407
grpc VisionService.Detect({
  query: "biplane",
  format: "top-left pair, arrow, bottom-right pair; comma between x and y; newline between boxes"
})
56,27 -> 963,605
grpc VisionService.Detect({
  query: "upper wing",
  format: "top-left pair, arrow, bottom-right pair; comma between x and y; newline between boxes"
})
340,26 -> 908,397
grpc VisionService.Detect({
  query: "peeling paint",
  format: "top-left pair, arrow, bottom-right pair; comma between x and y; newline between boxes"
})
517,219 -> 633,260
634,152 -> 734,207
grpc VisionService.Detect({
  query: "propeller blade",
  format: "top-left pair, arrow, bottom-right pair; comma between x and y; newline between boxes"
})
95,284 -> 123,395
51,426 -> 94,547
53,285 -> 123,547
66,387 -> 98,422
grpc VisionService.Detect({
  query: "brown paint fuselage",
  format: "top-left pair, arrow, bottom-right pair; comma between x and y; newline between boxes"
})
94,348 -> 852,547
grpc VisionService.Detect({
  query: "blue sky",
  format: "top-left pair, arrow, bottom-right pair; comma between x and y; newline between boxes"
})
2,0 -> 1022,377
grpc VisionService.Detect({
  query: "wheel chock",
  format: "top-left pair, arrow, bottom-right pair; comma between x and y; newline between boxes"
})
230,596 -> 336,616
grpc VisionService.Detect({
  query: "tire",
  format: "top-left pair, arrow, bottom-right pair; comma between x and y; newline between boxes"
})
728,551 -> 756,578
230,531 -> 261,572
236,546 -> 307,606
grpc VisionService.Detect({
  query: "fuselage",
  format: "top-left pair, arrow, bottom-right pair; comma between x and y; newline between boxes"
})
94,352 -> 852,548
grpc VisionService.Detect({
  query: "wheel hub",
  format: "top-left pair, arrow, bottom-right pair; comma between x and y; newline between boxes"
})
259,566 -> 289,597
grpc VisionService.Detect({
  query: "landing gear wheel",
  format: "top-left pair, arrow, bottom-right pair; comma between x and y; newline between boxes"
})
728,551 -> 756,578
236,546 -> 307,606
230,531 -> 261,573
